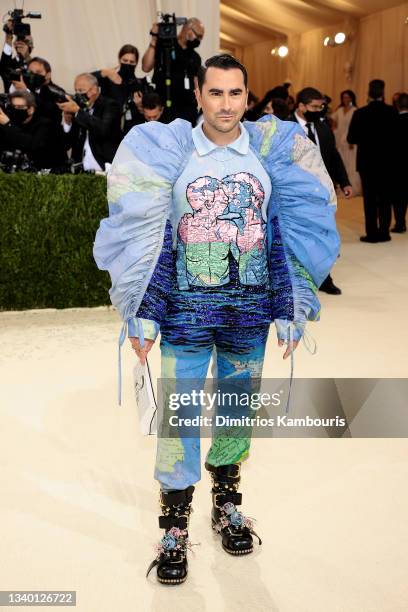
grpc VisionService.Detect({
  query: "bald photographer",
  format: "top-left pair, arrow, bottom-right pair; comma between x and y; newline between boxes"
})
58,73 -> 121,172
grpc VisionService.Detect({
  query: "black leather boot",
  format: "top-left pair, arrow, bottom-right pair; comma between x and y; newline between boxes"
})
146,486 -> 195,584
205,462 -> 261,555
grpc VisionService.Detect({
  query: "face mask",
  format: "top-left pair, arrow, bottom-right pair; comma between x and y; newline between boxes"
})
8,107 -> 29,125
304,110 -> 322,123
73,93 -> 90,109
186,38 -> 201,50
118,63 -> 135,81
25,72 -> 46,90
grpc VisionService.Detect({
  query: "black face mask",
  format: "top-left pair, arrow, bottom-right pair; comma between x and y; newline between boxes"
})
118,63 -> 135,82
303,110 -> 322,123
186,38 -> 201,50
8,107 -> 29,125
25,72 -> 46,90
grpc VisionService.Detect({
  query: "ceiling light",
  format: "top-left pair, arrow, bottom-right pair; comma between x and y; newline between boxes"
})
278,45 -> 288,57
324,36 -> 330,47
334,32 -> 346,44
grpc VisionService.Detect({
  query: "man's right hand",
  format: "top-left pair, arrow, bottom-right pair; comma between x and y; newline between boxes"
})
12,75 -> 27,91
150,22 -> 159,37
129,337 -> 155,365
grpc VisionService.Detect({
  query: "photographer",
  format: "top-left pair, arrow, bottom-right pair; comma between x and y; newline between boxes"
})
58,73 -> 121,172
93,44 -> 151,134
0,90 -> 67,171
142,17 -> 204,125
0,19 -> 33,92
11,57 -> 65,128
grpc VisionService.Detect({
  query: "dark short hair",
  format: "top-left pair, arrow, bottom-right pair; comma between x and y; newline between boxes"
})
118,44 -> 139,63
9,90 -> 36,108
197,54 -> 248,92
296,87 -> 324,106
369,79 -> 385,100
397,92 -> 408,111
28,56 -> 51,73
142,92 -> 163,109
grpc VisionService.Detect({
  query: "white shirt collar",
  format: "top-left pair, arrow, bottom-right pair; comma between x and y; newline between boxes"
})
192,122 -> 249,156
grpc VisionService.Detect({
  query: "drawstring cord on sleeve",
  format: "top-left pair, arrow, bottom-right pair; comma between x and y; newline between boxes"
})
118,317 -> 147,406
284,324 -> 317,414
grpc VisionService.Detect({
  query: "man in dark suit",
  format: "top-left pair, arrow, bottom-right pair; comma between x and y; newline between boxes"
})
0,90 -> 67,171
58,73 -> 122,171
347,79 -> 396,242
391,92 -> 408,233
290,87 -> 352,295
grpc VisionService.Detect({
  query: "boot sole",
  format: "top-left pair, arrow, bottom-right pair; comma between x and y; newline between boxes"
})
157,575 -> 187,585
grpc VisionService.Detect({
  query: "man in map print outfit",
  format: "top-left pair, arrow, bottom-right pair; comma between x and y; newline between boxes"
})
93,55 -> 340,585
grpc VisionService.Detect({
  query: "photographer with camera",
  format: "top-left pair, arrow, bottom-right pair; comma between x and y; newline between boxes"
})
57,73 -> 121,172
0,19 -> 33,92
142,16 -> 204,125
10,57 -> 65,129
0,90 -> 67,171
93,44 -> 152,135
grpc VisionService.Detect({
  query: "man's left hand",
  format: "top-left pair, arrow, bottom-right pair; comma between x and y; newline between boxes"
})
0,107 -> 10,125
342,185 -> 353,198
11,75 -> 27,91
278,338 -> 299,359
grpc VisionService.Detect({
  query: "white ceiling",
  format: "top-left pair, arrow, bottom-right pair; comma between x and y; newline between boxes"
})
221,0 -> 406,44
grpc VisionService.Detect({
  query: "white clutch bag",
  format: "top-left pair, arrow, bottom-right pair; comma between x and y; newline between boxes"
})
132,358 -> 157,435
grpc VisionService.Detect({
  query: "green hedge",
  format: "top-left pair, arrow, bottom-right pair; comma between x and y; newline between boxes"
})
0,172 -> 112,310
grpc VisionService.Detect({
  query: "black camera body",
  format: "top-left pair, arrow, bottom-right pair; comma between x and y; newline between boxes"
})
3,8 -> 42,39
157,13 -> 187,41
0,149 -> 34,173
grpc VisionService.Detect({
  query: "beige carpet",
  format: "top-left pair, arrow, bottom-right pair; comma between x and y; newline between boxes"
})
1,197 -> 407,611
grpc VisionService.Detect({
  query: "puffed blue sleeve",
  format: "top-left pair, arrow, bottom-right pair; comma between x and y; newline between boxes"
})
93,119 -> 192,331
249,117 -> 340,342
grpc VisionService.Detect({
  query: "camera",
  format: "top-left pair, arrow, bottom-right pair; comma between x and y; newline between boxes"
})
157,13 -> 187,41
0,149 -> 34,173
3,8 -> 42,39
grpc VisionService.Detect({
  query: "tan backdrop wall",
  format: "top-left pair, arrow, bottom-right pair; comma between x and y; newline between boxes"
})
239,2 -> 408,105
0,0 -> 220,92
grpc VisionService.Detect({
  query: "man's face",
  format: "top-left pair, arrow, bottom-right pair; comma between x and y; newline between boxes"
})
28,61 -> 51,85
14,40 -> 30,58
74,76 -> 99,104
195,67 -> 248,135
298,98 -> 324,118
11,97 -> 34,122
143,105 -> 163,122
184,21 -> 204,44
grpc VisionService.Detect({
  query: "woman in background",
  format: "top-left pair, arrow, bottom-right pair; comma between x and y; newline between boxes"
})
331,90 -> 361,195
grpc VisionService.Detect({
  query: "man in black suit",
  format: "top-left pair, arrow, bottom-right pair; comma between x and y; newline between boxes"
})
391,92 -> 408,233
0,90 -> 67,171
58,73 -> 122,171
290,87 -> 352,295
347,79 -> 396,242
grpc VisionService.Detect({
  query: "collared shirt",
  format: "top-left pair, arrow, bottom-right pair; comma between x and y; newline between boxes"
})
62,107 -> 103,172
295,111 -> 321,151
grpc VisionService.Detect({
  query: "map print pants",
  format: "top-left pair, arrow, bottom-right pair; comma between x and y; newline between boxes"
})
155,323 -> 270,490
